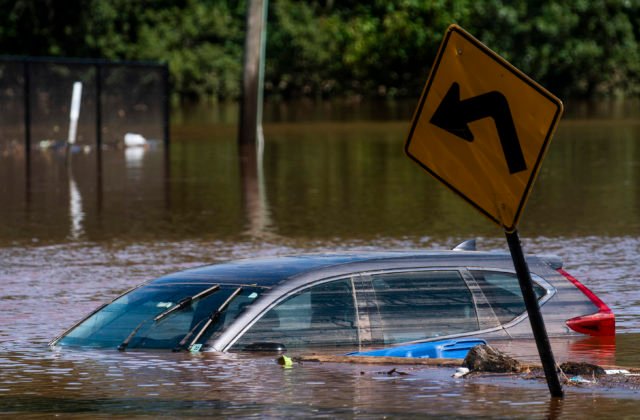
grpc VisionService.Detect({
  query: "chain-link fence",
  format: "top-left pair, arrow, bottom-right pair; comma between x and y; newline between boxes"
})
0,56 -> 169,154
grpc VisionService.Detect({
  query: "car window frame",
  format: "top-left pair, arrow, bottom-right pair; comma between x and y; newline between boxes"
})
223,274 -> 360,351
217,266 -> 557,352
464,267 -> 556,330
225,267 -> 495,351
357,268 -> 483,345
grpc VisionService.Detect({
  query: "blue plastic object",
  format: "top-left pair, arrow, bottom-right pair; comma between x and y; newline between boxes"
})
348,338 -> 486,359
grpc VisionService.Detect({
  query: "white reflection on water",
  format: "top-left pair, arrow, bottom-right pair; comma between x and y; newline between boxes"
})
125,146 -> 145,168
68,173 -> 84,240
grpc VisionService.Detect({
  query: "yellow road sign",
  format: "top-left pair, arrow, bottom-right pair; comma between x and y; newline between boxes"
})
405,25 -> 563,231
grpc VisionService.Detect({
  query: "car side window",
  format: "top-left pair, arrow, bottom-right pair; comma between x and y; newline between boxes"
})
369,270 -> 478,344
233,278 -> 358,350
470,270 -> 547,324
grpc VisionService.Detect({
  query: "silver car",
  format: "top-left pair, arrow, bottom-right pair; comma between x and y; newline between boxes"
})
51,241 -> 614,353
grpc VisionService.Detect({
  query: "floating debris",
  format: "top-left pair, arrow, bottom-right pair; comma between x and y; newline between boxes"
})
569,375 -> 595,384
124,132 -> 148,148
463,344 -> 523,373
384,368 -> 409,376
605,369 -> 631,375
452,367 -> 470,378
348,338 -> 486,359
559,361 -> 605,377
276,355 -> 293,368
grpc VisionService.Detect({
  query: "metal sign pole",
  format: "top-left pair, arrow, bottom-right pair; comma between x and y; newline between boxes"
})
23,60 -> 31,159
505,229 -> 563,398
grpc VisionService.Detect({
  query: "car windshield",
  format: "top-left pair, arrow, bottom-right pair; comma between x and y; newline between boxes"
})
55,282 -> 263,350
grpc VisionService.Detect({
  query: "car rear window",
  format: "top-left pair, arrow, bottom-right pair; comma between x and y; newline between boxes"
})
470,271 -> 547,324
369,270 -> 479,344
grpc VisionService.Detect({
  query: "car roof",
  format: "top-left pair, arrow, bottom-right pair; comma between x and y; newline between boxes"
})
149,250 -> 552,288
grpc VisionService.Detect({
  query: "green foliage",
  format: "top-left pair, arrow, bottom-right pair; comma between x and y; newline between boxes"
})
265,0 -> 342,98
0,0 -> 638,100
460,0 -> 640,98
84,0 -> 246,101
0,0 -> 95,56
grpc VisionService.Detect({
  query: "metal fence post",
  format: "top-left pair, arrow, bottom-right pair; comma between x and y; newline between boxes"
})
95,63 -> 102,149
23,60 -> 31,156
163,63 -> 170,149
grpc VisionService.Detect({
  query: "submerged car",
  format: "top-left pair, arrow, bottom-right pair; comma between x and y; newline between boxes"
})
51,241 -> 615,353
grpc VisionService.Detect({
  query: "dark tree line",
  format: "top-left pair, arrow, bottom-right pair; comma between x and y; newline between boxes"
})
1,0 -> 638,101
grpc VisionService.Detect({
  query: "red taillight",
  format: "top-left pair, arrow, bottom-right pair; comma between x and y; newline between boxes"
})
558,268 -> 615,336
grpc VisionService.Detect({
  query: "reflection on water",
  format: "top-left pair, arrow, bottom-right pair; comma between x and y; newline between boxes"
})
68,167 -> 85,240
492,336 -> 617,367
239,141 -> 272,238
1,101 -> 640,415
3,120 -> 640,242
3,344 -> 640,417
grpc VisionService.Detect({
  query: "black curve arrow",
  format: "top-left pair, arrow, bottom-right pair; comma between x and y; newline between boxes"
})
430,82 -> 527,174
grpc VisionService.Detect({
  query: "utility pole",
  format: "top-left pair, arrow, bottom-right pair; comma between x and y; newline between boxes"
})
238,0 -> 268,146
238,0 -> 270,236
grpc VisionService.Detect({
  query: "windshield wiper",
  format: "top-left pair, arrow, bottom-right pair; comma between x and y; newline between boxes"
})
117,284 -> 220,351
118,319 -> 149,351
173,286 -> 243,352
153,284 -> 220,322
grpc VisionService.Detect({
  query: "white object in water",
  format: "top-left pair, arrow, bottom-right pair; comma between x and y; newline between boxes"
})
67,82 -> 83,145
452,367 -> 470,378
605,369 -> 631,375
124,132 -> 148,147
39,140 -> 55,149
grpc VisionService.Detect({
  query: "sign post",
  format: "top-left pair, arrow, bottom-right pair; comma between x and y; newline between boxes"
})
405,24 -> 564,397
506,229 -> 563,397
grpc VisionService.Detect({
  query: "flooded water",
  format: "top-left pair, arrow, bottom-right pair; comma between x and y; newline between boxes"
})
2,99 -> 640,416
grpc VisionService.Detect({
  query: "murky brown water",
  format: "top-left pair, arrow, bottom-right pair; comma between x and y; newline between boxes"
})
2,100 -> 640,416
